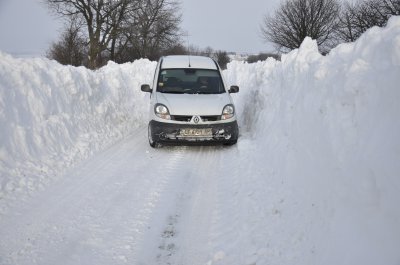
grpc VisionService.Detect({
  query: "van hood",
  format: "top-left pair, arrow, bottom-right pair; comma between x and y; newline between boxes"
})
155,92 -> 232,116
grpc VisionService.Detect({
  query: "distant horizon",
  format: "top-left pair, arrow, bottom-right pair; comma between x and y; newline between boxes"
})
0,0 -> 279,57
3,50 -> 279,61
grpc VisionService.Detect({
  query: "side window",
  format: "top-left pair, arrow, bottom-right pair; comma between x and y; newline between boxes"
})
152,60 -> 162,94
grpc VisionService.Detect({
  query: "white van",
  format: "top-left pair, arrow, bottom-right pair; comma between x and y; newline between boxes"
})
141,55 -> 239,147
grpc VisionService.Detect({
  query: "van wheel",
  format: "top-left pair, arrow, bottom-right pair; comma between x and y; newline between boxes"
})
223,140 -> 237,146
148,124 -> 159,148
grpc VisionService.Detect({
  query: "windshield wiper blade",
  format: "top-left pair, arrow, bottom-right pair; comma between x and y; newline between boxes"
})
161,91 -> 184,94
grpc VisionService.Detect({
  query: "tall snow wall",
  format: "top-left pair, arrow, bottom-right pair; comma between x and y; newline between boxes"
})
224,16 -> 400,265
0,57 -> 156,207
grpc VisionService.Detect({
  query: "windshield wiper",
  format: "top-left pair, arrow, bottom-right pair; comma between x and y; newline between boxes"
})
161,91 -> 184,94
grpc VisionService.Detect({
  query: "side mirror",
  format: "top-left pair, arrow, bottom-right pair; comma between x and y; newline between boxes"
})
141,84 -> 152,93
229,85 -> 239,93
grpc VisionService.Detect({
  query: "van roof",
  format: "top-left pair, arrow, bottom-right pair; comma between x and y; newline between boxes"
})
161,55 -> 218,70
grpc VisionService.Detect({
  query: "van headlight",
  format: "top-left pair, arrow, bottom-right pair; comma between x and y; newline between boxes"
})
154,104 -> 171,120
221,104 -> 234,120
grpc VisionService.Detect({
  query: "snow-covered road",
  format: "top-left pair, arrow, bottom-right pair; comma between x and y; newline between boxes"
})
1,127 -> 271,265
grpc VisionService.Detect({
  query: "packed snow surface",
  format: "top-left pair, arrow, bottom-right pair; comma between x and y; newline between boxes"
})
1,16 -> 400,265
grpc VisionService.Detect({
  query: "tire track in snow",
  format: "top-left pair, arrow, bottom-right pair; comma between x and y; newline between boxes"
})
149,146 -> 225,265
207,139 -> 302,265
134,145 -> 192,265
0,128 -> 133,265
207,145 -> 243,265
0,128 -> 187,265
1,132 -> 281,265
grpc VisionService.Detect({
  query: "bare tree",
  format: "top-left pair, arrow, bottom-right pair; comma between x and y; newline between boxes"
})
201,46 -> 214,57
336,2 -> 358,42
46,0 -> 135,69
260,0 -> 340,52
247,53 -> 281,63
185,45 -> 202,56
214,50 -> 230,70
380,0 -> 400,16
107,1 -> 139,62
47,18 -> 86,66
121,0 -> 182,61
163,43 -> 187,56
336,0 -> 400,42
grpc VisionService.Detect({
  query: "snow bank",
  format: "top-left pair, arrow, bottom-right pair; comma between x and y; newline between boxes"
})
0,55 -> 156,207
224,16 -> 400,265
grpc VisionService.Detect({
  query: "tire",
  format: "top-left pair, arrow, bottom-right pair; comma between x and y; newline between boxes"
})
148,124 -> 159,148
223,139 -> 237,146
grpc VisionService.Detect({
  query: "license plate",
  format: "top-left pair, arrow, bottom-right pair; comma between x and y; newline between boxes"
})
180,128 -> 212,137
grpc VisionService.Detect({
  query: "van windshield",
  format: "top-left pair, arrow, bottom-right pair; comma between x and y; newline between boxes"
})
157,69 -> 225,94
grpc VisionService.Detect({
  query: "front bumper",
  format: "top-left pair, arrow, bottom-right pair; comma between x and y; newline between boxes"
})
149,120 -> 239,144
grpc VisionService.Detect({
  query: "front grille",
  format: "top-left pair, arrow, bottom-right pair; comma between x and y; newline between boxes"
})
201,115 -> 220,122
171,115 -> 221,122
172,115 -> 192,122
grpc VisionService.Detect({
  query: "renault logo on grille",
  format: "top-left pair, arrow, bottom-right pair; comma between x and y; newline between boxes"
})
193,116 -> 200,124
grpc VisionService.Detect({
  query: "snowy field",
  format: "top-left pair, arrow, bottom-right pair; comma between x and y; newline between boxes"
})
1,17 -> 400,265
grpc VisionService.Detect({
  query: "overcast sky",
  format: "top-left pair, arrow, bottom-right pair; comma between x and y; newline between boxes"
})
0,0 -> 280,56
